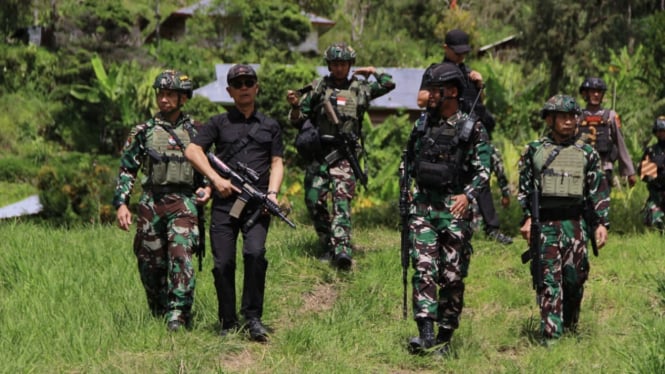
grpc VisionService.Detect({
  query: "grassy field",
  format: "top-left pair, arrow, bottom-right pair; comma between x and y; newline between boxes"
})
0,218 -> 663,373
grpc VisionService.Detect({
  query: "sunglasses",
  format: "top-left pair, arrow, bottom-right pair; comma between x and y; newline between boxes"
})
229,78 -> 256,89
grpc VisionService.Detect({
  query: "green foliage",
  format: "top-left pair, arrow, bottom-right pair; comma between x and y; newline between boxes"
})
69,55 -> 158,153
0,44 -> 59,95
35,153 -> 117,224
186,95 -> 225,124
228,0 -> 311,62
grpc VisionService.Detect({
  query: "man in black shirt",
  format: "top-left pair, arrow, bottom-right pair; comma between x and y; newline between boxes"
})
185,64 -> 284,342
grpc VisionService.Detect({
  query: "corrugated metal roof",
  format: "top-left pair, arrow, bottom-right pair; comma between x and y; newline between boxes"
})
194,64 -> 424,111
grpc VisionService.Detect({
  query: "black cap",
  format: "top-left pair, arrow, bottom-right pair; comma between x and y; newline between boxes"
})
445,29 -> 471,54
227,64 -> 257,84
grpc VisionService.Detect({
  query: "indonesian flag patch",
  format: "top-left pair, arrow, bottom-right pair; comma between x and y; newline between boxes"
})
337,96 -> 347,106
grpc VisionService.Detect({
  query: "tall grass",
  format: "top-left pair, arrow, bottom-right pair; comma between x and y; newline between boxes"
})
0,219 -> 663,373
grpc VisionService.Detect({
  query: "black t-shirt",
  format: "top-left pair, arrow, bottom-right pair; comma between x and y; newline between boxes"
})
192,107 -> 284,210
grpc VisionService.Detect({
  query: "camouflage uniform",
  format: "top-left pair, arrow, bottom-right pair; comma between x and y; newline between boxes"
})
491,143 -> 511,199
470,142 -> 511,234
113,112 -> 202,326
407,110 -> 491,334
637,119 -> 665,230
290,43 -> 395,265
518,95 -> 610,339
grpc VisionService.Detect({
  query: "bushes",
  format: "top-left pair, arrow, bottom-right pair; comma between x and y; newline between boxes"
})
36,153 -> 117,225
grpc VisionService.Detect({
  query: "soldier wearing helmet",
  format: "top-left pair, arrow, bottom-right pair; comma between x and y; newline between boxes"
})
285,43 -> 395,270
113,69 -> 211,332
402,62 -> 491,356
578,76 -> 637,189
419,30 -> 511,245
517,94 -> 610,344
637,115 -> 665,232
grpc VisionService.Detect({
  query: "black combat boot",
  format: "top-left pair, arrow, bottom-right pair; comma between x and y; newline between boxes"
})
434,327 -> 454,356
408,318 -> 435,354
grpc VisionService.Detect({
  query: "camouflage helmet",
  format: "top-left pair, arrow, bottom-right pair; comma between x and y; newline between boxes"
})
540,94 -> 581,118
653,116 -> 665,133
323,43 -> 356,64
153,70 -> 193,98
423,62 -> 466,92
578,77 -> 607,94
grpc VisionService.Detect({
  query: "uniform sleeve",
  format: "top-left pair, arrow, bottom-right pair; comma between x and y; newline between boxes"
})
112,125 -> 145,208
517,143 -> 536,220
368,69 -> 396,100
586,147 -> 610,227
463,123 -> 491,201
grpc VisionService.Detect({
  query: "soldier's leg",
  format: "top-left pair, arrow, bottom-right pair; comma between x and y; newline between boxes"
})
408,213 -> 440,353
165,196 -> 198,327
562,221 -> 589,331
134,197 -> 169,318
210,209 -> 241,332
539,222 -> 565,339
437,212 -> 473,353
304,161 -> 332,254
329,160 -> 356,269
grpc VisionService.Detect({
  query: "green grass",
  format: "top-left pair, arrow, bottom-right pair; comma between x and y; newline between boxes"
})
0,182 -> 38,207
0,218 -> 663,373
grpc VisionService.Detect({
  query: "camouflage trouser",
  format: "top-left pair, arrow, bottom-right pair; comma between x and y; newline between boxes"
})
134,192 -> 198,324
642,192 -> 665,230
536,219 -> 589,339
409,198 -> 473,330
304,159 -> 356,257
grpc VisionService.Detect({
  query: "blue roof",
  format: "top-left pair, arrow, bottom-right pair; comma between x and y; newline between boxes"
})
194,64 -> 424,111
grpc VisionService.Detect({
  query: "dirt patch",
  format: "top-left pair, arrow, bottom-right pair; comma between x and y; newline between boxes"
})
220,348 -> 257,372
301,283 -> 338,314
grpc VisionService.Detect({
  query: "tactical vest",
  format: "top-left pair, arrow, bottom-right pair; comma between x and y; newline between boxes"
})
414,118 -> 465,190
533,142 -> 586,208
316,80 -> 368,138
578,110 -> 613,155
144,122 -> 195,187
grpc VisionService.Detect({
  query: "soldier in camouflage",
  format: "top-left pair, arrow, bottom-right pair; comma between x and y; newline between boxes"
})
578,77 -> 636,189
113,70 -> 211,332
404,62 -> 491,356
518,94 -> 609,343
286,42 -> 395,270
637,116 -> 665,232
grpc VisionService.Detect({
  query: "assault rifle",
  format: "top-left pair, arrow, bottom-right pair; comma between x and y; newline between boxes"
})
322,98 -> 368,189
520,164 -> 543,292
398,150 -> 411,319
206,153 -> 296,230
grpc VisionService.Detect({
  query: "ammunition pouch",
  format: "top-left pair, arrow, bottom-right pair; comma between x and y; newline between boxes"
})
415,161 -> 457,189
294,119 -> 322,159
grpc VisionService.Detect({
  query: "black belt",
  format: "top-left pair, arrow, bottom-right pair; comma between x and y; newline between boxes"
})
540,207 -> 583,221
146,185 -> 194,195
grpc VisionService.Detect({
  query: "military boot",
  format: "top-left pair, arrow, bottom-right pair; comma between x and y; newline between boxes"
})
433,327 -> 454,356
408,318 -> 435,355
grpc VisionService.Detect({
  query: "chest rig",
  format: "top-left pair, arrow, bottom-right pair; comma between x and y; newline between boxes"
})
414,114 -> 472,190
578,110 -> 613,155
144,120 -> 195,187
533,141 -> 587,208
315,79 -> 368,139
